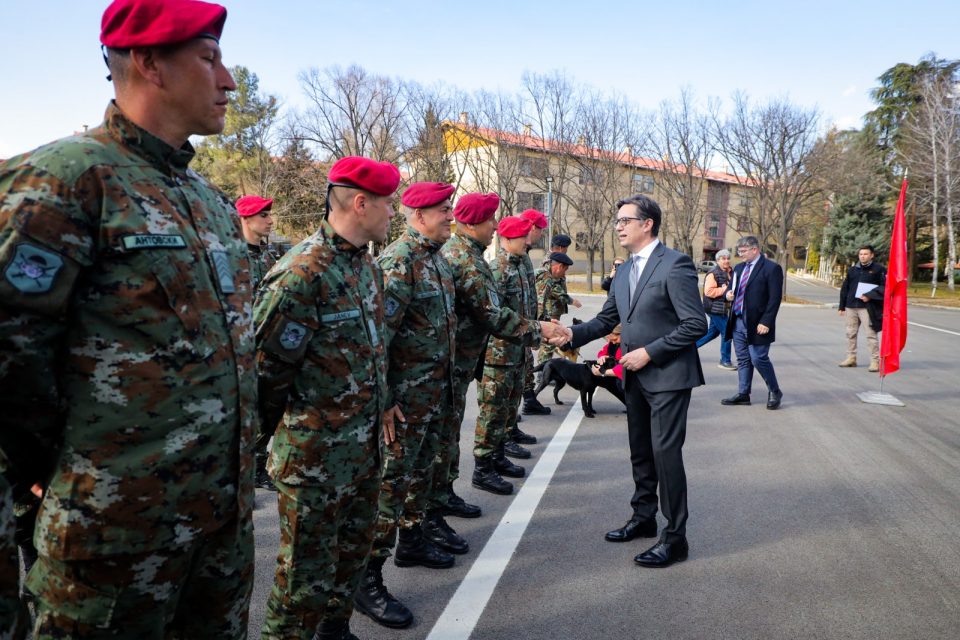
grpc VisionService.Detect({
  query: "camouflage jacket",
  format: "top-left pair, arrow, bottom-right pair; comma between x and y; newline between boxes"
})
485,251 -> 536,366
0,102 -> 257,560
441,233 -> 540,377
379,228 -> 456,423
535,268 -> 569,320
520,252 -> 539,320
254,219 -> 387,487
247,242 -> 278,291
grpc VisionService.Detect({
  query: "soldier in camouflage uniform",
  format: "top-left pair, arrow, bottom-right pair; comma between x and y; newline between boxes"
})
1,465 -> 26,640
438,194 -> 562,500
536,252 -> 575,364
0,2 -> 257,637
236,194 -> 280,491
254,156 -> 400,640
473,216 -> 541,489
354,182 -> 463,630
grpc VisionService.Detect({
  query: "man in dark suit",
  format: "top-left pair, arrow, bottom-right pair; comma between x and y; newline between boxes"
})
721,235 -> 784,410
551,194 -> 707,568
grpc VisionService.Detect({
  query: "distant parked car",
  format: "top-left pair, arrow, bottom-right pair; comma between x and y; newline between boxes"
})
697,260 -> 717,273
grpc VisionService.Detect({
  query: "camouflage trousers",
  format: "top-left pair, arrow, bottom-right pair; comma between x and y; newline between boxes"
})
475,363 -> 524,458
27,514 -> 253,640
523,349 -> 535,395
371,416 -> 442,558
255,417 -> 280,469
262,473 -> 379,640
1,476 -> 27,640
427,369 -> 474,509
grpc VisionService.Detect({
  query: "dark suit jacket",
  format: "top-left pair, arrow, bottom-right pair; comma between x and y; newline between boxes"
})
724,255 -> 783,345
570,242 -> 707,393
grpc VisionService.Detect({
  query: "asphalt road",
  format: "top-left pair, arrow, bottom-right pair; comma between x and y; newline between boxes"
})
249,284 -> 960,640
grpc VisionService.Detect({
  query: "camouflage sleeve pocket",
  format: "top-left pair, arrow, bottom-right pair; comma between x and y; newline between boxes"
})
260,313 -> 315,365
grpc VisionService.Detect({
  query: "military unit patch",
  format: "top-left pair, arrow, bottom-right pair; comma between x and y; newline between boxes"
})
384,296 -> 401,318
4,243 -> 64,294
279,321 -> 308,350
211,250 -> 236,294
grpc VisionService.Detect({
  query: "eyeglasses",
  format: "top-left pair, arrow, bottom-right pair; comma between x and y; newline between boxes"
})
614,216 -> 646,228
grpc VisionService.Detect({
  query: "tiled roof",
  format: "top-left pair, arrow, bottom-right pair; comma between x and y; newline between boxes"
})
444,122 -> 749,186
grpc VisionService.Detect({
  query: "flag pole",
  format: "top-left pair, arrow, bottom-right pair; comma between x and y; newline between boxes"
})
858,173 -> 907,407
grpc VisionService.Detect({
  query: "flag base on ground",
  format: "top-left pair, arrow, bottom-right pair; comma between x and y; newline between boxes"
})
856,390 -> 905,407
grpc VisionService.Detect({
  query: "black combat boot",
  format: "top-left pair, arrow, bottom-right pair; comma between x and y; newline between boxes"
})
522,391 -> 551,415
510,426 -> 537,444
254,456 -> 276,491
503,440 -> 531,459
493,444 -> 525,478
394,524 -> 455,569
422,510 -> 469,554
313,618 -> 358,640
442,483 -> 481,519
472,456 -> 513,495
353,556 -> 413,628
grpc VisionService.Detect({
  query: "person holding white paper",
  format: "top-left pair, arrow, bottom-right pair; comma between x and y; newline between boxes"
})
838,245 -> 886,371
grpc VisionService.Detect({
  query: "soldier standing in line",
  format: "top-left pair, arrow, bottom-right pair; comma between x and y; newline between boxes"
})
254,156 -> 400,640
353,182 -> 463,630
0,1 -> 257,636
1,467 -> 26,640
474,216 -> 540,490
236,194 -> 281,491
236,194 -> 277,291
536,252 -> 575,364
511,209 -> 550,459
438,194 -> 563,502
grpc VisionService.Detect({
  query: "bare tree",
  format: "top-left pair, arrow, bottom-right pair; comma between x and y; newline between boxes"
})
900,76 -> 960,293
571,92 -> 641,289
646,88 -> 714,258
401,82 -> 469,184
295,64 -> 407,163
713,93 -> 823,297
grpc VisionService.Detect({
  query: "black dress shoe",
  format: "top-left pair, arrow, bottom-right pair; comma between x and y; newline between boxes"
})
503,441 -> 531,459
605,517 -> 658,542
767,389 -> 783,410
634,538 -> 689,568
720,393 -> 751,406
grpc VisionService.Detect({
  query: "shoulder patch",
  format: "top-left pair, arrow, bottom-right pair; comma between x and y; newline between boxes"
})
4,243 -> 64,294
279,321 -> 308,350
384,296 -> 401,318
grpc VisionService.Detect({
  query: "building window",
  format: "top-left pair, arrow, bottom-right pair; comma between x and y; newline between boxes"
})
516,191 -> 545,212
519,155 -> 547,178
632,174 -> 655,194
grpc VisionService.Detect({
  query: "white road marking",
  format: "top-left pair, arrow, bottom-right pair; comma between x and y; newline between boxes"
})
426,403 -> 585,640
908,321 -> 960,337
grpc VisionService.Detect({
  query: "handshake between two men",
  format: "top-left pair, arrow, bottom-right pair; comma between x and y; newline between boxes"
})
542,320 -> 653,373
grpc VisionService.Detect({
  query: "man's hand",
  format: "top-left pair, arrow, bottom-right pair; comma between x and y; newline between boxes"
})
838,309 -> 846,316
859,295 -> 870,302
591,364 -> 602,376
725,290 -> 735,302
542,320 -> 572,346
756,323 -> 770,335
571,298 -> 582,308
619,347 -> 651,372
382,405 -> 406,447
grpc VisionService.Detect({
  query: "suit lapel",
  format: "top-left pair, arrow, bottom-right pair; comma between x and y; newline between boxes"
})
628,242 -> 664,317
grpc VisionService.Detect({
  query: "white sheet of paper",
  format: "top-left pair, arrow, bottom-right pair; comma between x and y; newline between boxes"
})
855,283 -> 878,298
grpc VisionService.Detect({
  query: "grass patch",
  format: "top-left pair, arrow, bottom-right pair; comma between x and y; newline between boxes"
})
907,282 -> 960,307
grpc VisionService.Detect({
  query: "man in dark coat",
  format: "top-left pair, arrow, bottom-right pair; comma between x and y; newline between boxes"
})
838,245 -> 886,372
721,236 -> 784,410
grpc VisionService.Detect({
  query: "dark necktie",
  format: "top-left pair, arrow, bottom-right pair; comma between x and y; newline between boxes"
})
733,261 -> 754,315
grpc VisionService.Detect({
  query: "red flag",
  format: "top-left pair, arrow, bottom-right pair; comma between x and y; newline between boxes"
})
879,178 -> 908,376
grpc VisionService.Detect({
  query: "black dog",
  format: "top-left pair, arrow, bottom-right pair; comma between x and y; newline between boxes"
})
532,357 -> 626,418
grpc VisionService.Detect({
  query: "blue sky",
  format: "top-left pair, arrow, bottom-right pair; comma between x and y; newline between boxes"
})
1,0 -> 957,158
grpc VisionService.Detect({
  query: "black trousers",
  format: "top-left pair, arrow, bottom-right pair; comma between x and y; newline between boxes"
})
623,374 -> 691,543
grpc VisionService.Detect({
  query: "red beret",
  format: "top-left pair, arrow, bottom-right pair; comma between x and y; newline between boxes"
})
101,0 -> 227,48
235,195 -> 273,217
453,193 -> 500,225
401,182 -> 455,209
520,209 -> 548,229
328,156 -> 401,197
497,216 -> 534,239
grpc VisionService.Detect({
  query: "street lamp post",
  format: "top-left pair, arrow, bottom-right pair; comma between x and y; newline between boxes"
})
545,175 -> 554,242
